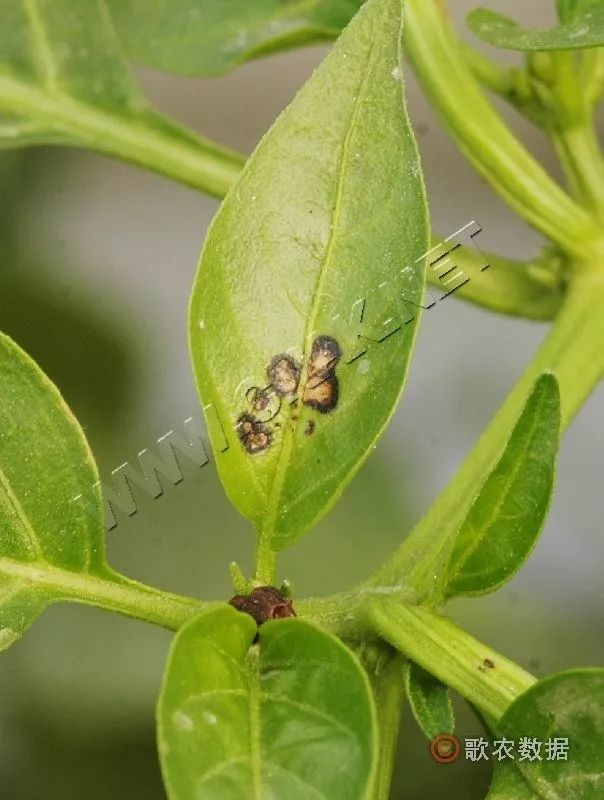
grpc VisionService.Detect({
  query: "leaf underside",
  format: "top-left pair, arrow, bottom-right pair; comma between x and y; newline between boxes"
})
108,0 -> 363,76
468,7 -> 604,51
497,669 -> 604,800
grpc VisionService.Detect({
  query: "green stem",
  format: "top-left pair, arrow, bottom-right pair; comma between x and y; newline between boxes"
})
0,77 -> 244,198
368,602 -> 535,721
427,236 -> 564,321
0,558 -> 204,630
553,123 -> 604,215
405,0 -> 603,260
369,651 -> 406,800
253,530 -> 277,585
370,268 -> 604,594
461,44 -> 513,97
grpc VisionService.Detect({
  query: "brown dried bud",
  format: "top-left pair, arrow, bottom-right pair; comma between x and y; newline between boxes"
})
228,585 -> 296,626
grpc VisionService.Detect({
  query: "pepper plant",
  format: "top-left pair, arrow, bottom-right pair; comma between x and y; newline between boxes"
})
1,0 -> 603,798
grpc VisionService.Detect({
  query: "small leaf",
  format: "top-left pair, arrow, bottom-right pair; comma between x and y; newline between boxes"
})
468,7 -> 604,51
158,605 -> 377,800
0,333 -> 106,649
189,0 -> 429,549
404,661 -> 454,740
497,669 -> 604,800
0,1 -> 243,195
108,0 -> 361,76
444,373 -> 560,599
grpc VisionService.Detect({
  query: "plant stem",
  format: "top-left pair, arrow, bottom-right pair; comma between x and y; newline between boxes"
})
547,50 -> 604,214
253,530 -> 277,586
404,0 -> 603,260
553,123 -> 604,215
0,558 -> 204,630
368,650 -> 406,800
0,77 -> 245,199
368,602 -> 535,721
427,237 -> 564,321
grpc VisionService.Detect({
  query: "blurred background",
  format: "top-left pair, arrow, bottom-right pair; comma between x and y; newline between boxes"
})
0,1 -> 602,797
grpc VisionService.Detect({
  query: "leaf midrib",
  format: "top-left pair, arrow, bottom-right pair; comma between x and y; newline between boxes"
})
260,33 -> 380,542
194,651 -> 358,799
246,646 -> 263,800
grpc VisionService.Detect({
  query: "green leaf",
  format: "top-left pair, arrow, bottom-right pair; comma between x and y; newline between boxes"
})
487,760 -> 537,800
189,0 -> 429,552
0,332 -> 202,647
109,0 -> 362,77
404,661 -> 454,740
158,605 -> 377,800
497,669 -> 604,799
444,373 -> 560,599
467,7 -> 604,51
0,0 -> 243,196
0,332 -> 105,648
557,0 -> 600,24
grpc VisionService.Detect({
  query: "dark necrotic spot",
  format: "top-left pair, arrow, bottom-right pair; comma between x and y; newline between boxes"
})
304,419 -> 316,436
267,354 -> 301,397
303,335 -> 341,413
248,387 -> 272,412
236,413 -> 272,454
309,336 -> 341,375
303,375 -> 338,413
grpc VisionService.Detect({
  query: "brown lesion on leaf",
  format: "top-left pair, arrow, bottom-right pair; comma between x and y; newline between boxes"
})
229,585 -> 296,626
249,387 -> 272,412
236,335 -> 341,455
267,354 -> 301,397
302,335 -> 341,413
236,413 -> 272,454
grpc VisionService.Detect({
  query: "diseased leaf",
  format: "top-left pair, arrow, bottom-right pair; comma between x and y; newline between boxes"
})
109,0 -> 362,76
0,333 -> 105,649
404,661 -> 454,740
0,0 -> 243,195
158,605 -> 377,800
497,669 -> 604,800
468,7 -> 604,51
189,0 -> 429,549
444,373 -> 560,599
